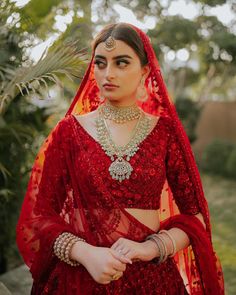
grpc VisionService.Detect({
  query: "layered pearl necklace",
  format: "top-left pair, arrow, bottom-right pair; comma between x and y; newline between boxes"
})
95,101 -> 152,182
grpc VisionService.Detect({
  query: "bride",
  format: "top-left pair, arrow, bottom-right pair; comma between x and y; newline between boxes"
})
16,22 -> 224,294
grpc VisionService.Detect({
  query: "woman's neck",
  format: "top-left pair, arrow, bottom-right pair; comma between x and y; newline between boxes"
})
105,98 -> 137,108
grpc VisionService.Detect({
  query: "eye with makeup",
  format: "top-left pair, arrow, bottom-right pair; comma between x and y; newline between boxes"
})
94,59 -> 129,69
94,60 -> 106,69
116,59 -> 129,67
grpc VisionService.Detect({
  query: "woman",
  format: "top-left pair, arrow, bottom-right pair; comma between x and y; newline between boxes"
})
16,23 -> 224,294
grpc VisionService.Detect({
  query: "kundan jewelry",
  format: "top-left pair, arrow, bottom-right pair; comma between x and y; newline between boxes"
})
95,103 -> 152,182
104,35 -> 116,51
102,100 -> 141,123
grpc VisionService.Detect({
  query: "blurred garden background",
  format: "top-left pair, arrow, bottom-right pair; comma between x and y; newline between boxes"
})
0,0 -> 236,294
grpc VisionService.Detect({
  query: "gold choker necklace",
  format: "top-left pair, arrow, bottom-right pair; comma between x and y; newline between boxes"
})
102,100 -> 141,124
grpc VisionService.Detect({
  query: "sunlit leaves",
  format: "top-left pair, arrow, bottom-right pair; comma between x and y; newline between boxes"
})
153,16 -> 200,51
0,41 -> 88,115
192,0 -> 227,6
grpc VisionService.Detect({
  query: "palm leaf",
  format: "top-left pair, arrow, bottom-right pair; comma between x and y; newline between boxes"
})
0,41 -> 88,115
0,162 -> 11,181
0,64 -> 15,88
0,121 -> 37,143
0,188 -> 14,201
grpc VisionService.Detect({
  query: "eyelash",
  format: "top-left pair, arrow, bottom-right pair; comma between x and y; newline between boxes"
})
94,60 -> 129,67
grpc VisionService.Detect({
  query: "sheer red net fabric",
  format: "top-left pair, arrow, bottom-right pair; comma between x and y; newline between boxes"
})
16,23 -> 224,294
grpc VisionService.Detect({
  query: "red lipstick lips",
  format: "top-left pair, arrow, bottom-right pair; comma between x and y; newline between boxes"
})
103,83 -> 119,89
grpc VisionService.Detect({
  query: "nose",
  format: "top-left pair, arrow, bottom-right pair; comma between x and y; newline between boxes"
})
105,63 -> 115,81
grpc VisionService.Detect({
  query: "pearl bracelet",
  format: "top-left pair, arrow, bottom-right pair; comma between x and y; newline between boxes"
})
53,232 -> 86,267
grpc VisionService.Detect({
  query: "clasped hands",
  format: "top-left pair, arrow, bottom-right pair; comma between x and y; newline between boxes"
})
80,237 -> 158,285
111,237 -> 156,263
108,237 -> 157,280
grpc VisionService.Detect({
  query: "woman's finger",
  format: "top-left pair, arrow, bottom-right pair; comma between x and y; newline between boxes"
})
119,248 -> 129,255
110,269 -> 123,276
111,242 -> 120,250
106,271 -> 123,283
122,249 -> 136,261
111,250 -> 132,264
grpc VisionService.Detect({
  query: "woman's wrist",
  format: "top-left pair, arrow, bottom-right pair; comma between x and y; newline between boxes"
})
70,240 -> 95,266
144,230 -> 178,264
142,239 -> 160,261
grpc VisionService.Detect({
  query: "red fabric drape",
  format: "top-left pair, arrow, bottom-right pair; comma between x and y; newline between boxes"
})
16,22 -> 224,294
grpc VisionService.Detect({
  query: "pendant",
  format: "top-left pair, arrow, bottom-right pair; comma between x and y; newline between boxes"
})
108,157 -> 133,182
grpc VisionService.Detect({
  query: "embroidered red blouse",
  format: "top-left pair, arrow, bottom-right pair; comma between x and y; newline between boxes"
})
17,112 -> 224,295
69,114 -> 200,214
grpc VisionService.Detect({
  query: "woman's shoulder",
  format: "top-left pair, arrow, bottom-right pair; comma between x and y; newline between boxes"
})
55,111 -> 99,142
57,110 -> 173,133
142,111 -> 173,128
64,109 -> 98,126
51,113 -> 80,137
71,109 -> 98,125
56,115 -> 72,131
57,110 -> 97,126
143,111 -> 158,121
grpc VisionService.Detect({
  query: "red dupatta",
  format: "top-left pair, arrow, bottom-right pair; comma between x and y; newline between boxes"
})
16,23 -> 224,294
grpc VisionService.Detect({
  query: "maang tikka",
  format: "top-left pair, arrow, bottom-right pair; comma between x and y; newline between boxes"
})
104,33 -> 116,51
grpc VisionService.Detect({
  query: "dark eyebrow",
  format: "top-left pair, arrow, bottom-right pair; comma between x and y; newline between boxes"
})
94,55 -> 133,60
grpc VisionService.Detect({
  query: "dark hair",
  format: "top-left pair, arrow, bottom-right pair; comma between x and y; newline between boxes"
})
91,23 -> 148,66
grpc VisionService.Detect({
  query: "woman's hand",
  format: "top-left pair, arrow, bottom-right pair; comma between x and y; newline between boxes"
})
78,244 -> 132,285
111,237 -> 158,262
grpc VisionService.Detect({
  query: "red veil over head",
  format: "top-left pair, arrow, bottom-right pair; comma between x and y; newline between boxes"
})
16,23 -> 224,294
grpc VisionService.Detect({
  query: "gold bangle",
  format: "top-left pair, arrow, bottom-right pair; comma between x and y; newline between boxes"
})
155,234 -> 168,262
146,234 -> 165,264
159,230 -> 177,257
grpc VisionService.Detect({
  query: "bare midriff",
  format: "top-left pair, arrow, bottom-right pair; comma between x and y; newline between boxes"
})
124,208 -> 160,232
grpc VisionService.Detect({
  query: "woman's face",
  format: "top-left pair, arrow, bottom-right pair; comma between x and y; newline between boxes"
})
93,39 -> 149,105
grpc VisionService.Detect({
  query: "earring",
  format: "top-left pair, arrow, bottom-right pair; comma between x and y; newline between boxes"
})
98,90 -> 105,102
136,76 -> 148,102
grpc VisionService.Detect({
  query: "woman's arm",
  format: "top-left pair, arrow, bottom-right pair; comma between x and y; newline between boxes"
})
70,240 -> 94,265
16,121 -> 80,279
142,119 -> 208,260
157,119 -> 207,255
160,211 -> 206,253
142,211 -> 206,261
194,212 -> 206,229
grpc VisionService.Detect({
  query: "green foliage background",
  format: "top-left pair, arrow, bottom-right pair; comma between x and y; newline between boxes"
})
0,0 -> 235,293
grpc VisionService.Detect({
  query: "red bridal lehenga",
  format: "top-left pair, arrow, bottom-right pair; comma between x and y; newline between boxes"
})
16,23 -> 225,294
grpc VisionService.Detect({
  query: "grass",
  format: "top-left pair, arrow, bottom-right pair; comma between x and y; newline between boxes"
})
201,173 -> 236,295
